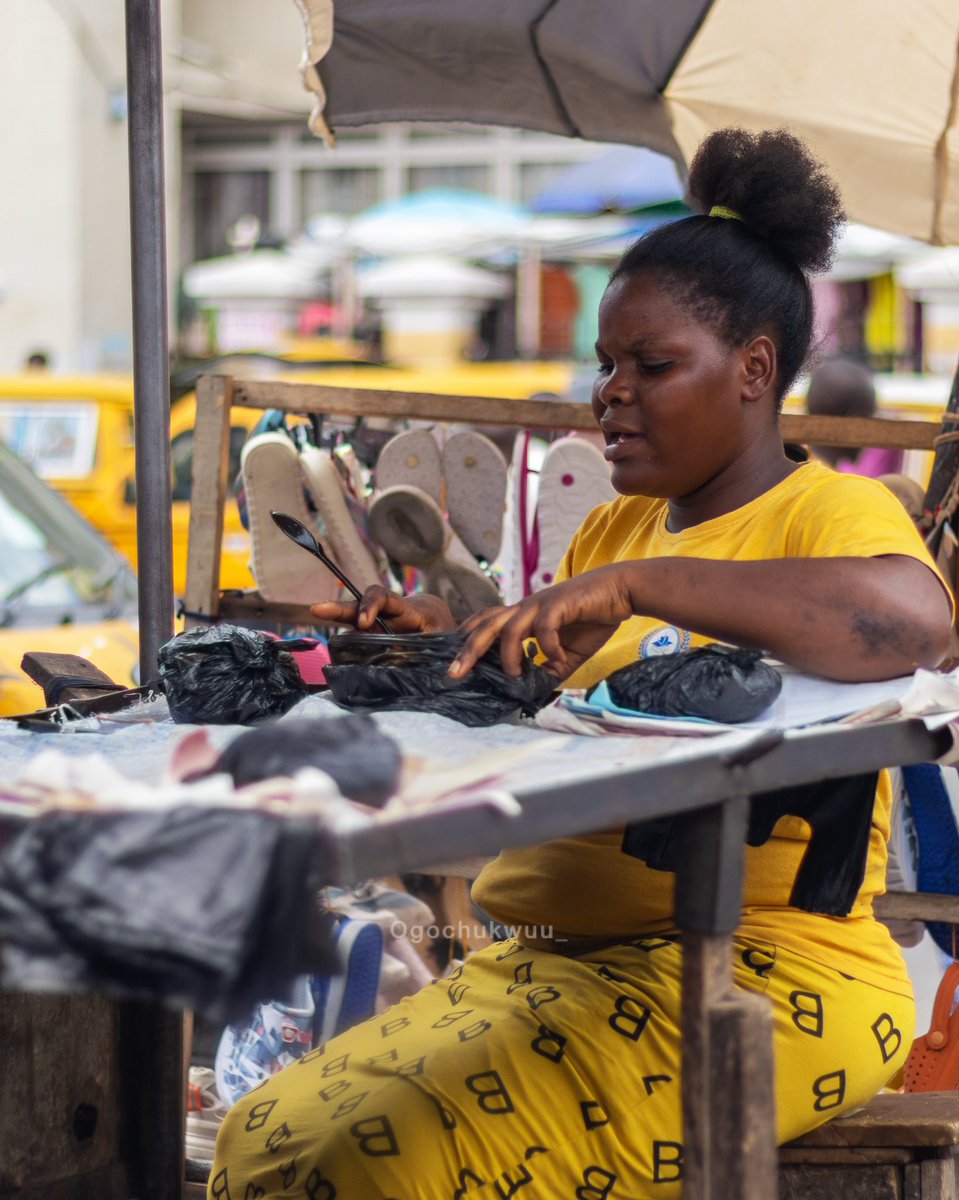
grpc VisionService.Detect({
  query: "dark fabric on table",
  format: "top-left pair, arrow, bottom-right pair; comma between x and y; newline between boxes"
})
0,806 -> 335,1016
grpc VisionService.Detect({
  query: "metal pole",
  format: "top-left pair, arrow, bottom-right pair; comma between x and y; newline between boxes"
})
123,20 -> 183,1195
125,0 -> 174,682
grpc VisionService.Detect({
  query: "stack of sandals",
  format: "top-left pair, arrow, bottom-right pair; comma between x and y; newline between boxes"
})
368,429 -> 504,620
238,420 -> 616,623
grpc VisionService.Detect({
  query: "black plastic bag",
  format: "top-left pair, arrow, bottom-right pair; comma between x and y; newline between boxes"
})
208,714 -> 401,807
158,624 -> 308,725
597,644 -> 782,723
324,631 -> 556,727
0,807 -> 336,1017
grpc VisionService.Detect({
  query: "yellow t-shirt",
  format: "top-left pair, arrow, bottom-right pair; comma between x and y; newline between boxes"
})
473,462 -> 950,993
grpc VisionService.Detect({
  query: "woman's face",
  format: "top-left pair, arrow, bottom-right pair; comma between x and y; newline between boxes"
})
592,273 -> 765,499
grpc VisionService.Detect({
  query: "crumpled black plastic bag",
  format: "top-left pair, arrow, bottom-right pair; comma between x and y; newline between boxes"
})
158,624 -> 308,725
324,631 -> 556,727
0,807 -> 336,1017
208,714 -> 401,807
597,644 -> 782,723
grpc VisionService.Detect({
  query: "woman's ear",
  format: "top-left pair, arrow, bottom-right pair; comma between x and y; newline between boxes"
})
741,334 -> 777,402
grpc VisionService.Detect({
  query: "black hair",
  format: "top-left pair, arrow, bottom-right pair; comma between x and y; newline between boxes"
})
609,128 -> 845,404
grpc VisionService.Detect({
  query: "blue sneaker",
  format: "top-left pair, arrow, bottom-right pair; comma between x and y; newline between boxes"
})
312,916 -> 384,1044
903,764 -> 959,955
214,975 -> 315,1106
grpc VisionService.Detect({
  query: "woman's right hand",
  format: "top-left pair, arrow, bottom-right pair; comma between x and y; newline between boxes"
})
310,585 -> 456,633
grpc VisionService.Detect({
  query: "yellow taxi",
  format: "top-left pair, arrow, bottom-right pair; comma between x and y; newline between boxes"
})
0,372 -> 258,597
0,439 -> 138,715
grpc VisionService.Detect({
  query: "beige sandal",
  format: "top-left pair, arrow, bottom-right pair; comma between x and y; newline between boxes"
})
441,430 -> 508,562
375,429 -> 443,503
299,446 -> 383,593
368,485 -> 501,622
240,432 -> 340,605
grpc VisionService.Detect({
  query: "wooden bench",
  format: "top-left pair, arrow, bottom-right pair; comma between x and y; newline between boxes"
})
780,1091 -> 959,1199
779,891 -> 959,1198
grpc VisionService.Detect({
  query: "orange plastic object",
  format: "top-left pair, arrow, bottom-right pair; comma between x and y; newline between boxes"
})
903,961 -> 959,1092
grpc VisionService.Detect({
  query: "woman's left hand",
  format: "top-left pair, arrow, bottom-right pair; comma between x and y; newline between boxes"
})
449,565 -> 634,682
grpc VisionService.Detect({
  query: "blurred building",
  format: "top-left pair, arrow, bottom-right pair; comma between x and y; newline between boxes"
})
0,0 -> 607,373
1,0 -> 953,377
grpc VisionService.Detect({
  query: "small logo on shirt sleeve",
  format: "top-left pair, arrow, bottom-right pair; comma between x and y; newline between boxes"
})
640,626 -> 691,657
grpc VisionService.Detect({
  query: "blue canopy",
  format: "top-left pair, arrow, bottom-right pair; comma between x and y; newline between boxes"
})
357,188 -> 530,223
531,146 -> 685,215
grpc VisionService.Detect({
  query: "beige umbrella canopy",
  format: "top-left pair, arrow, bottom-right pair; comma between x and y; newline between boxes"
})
295,0 -> 959,244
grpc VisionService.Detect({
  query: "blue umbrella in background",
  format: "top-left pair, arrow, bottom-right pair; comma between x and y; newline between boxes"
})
531,146 -> 686,216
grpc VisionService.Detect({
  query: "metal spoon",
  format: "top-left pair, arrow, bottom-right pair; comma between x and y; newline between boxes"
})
269,510 -> 393,633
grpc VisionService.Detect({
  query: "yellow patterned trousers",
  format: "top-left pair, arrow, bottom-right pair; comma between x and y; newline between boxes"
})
210,934 -> 914,1199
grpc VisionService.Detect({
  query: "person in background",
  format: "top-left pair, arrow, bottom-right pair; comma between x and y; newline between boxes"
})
805,358 -> 904,476
24,349 -> 50,371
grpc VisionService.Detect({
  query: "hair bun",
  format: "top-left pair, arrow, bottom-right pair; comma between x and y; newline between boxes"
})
686,128 -> 844,275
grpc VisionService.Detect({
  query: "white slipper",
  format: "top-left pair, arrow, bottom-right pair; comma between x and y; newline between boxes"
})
240,432 -> 340,606
531,437 -> 616,591
441,430 -> 508,562
299,446 -> 383,593
368,485 -> 501,622
375,429 -> 443,503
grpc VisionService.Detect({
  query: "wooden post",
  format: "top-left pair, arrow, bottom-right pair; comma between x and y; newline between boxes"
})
516,243 -> 541,360
675,796 -> 778,1200
119,1002 -> 185,1200
182,375 -> 234,628
0,993 -> 128,1200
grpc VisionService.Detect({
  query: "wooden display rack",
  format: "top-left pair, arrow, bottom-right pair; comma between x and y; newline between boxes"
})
183,372 -> 944,628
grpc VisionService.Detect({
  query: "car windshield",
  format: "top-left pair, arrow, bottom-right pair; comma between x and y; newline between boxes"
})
0,443 -> 136,625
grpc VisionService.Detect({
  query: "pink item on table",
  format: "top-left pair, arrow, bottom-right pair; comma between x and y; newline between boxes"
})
258,631 -> 331,686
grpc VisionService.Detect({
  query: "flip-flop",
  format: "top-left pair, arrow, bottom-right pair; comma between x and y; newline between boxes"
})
498,432 -> 549,604
530,437 -> 616,592
374,429 -> 443,503
441,430 -> 508,562
299,445 -> 383,593
368,485 -> 501,622
240,432 -> 340,606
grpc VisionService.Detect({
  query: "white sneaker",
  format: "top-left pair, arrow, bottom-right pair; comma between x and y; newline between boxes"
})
185,1066 -> 229,1163
214,976 -> 316,1107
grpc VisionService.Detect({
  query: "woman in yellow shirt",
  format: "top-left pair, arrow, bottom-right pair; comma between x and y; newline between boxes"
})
211,129 -> 953,1200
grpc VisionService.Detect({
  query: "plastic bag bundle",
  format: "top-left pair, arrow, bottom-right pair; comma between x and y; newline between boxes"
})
158,624 -> 308,725
0,806 -> 336,1016
598,644 -> 782,724
210,714 -> 402,807
324,631 -> 556,727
